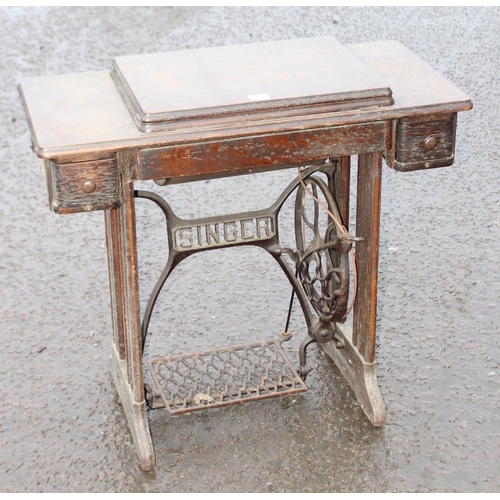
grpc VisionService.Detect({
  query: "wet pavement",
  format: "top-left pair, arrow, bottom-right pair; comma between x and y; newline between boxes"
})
1,6 -> 499,493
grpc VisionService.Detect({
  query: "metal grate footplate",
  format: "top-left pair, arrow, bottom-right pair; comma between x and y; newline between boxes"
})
148,336 -> 307,415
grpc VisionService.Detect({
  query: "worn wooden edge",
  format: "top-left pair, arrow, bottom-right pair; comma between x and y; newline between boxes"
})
110,346 -> 156,471
19,37 -> 473,160
110,63 -> 145,131
19,73 -> 472,163
18,82 -> 49,158
111,58 -> 394,132
321,321 -> 386,427
26,100 -> 472,162
134,122 -> 386,181
51,200 -> 121,215
391,155 -> 454,172
111,36 -> 395,129
128,95 -> 394,134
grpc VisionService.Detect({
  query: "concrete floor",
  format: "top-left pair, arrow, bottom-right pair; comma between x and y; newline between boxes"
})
1,6 -> 499,493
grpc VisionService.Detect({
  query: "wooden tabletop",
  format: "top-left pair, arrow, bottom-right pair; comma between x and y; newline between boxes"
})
19,39 -> 472,160
111,37 -> 393,132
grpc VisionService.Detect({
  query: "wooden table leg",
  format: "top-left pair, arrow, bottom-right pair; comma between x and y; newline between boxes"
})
105,178 -> 155,470
321,152 -> 386,426
332,156 -> 351,230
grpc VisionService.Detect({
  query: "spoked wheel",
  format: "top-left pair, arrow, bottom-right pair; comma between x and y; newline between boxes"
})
294,174 -> 351,326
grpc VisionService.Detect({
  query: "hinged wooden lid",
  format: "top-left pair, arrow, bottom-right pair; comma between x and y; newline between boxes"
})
111,36 -> 394,133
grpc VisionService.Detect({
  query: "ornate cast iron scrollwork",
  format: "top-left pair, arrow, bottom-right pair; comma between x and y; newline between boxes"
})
135,162 -> 360,383
291,169 -> 363,379
295,175 -> 352,330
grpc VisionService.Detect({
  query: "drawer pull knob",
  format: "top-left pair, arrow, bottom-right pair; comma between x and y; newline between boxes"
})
424,137 -> 438,150
82,180 -> 97,193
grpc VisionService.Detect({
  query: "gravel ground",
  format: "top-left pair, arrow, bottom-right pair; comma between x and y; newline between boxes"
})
1,6 -> 499,493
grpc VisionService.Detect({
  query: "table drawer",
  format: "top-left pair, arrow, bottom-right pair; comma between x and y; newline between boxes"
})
46,157 -> 121,214
392,114 -> 456,171
132,122 -> 387,181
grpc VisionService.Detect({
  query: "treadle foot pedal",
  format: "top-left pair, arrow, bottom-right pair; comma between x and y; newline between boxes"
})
147,335 -> 307,414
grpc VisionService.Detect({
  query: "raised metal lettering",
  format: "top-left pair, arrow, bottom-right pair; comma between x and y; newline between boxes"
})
224,221 -> 237,242
256,216 -> 272,237
241,219 -> 254,240
173,215 -> 276,252
205,223 -> 220,245
177,227 -> 193,248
